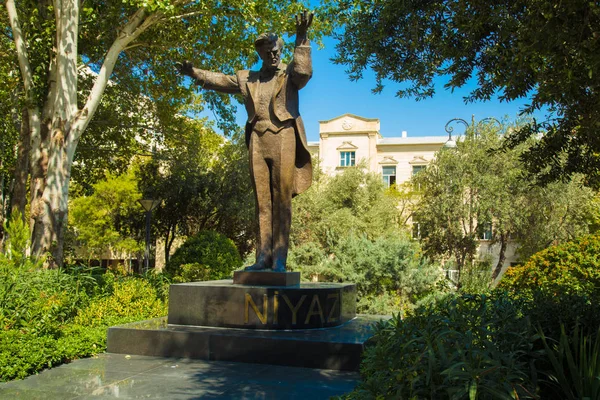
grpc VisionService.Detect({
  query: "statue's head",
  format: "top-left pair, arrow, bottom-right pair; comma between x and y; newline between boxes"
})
254,33 -> 283,69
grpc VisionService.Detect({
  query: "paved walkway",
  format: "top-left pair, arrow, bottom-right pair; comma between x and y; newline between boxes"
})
0,353 -> 360,399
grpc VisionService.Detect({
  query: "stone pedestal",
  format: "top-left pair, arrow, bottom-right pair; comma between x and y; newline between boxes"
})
168,280 -> 356,330
107,275 -> 381,371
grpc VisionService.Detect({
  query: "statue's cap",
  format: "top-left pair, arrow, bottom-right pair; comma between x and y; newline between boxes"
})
254,33 -> 283,50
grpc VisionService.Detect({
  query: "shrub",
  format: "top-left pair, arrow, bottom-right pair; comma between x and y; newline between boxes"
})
172,263 -> 211,283
341,289 -> 600,400
0,331 -> 61,381
1,211 -> 31,268
165,230 -> 242,281
0,258 -> 169,382
345,293 -> 538,399
74,277 -> 167,328
539,324 -> 600,400
289,234 -> 443,315
0,326 -> 108,382
0,264 -> 91,335
499,234 -> 600,297
459,257 -> 493,294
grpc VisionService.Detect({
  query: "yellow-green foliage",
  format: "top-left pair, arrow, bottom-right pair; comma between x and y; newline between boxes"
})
75,278 -> 167,327
0,263 -> 169,382
499,234 -> 600,296
172,263 -> 211,283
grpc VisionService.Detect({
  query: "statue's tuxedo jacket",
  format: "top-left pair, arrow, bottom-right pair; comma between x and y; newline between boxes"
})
195,45 -> 313,196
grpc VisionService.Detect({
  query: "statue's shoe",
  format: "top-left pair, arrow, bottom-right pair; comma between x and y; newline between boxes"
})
244,262 -> 270,271
271,260 -> 286,272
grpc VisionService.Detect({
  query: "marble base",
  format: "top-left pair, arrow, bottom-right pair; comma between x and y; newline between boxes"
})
167,280 -> 356,330
107,315 -> 383,371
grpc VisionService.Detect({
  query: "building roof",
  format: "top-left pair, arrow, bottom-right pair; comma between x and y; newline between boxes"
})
318,113 -> 379,124
378,136 -> 448,145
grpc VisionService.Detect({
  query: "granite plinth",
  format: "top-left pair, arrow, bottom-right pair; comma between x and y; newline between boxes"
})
167,280 -> 356,330
107,315 -> 383,371
233,270 -> 300,286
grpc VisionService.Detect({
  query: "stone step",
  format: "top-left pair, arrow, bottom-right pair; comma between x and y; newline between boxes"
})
107,315 -> 382,371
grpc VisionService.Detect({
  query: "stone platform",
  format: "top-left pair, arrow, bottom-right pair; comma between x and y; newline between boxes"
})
107,315 -> 381,371
106,278 -> 378,372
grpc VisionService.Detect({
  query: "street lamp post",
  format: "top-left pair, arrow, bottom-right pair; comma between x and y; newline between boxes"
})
138,199 -> 161,273
444,115 -> 502,148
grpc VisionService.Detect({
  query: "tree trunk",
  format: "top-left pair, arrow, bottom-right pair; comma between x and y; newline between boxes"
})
492,232 -> 508,281
10,108 -> 30,218
164,223 -> 177,265
8,0 -> 164,265
31,132 -> 77,267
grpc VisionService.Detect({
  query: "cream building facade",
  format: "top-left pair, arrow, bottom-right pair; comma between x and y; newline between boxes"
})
306,114 -> 518,274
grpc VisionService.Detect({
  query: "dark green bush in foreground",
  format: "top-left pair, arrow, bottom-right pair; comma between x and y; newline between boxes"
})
340,234 -> 600,400
165,230 -> 242,282
344,293 -> 538,399
342,291 -> 600,400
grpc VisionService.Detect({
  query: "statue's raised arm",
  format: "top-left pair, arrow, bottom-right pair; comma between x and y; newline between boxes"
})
295,10 -> 313,46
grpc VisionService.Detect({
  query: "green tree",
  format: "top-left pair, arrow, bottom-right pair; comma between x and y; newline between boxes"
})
515,176 -> 597,261
412,122 -> 597,284
137,121 -> 255,262
291,163 -> 403,250
329,0 -> 600,186
0,29 -> 23,235
69,170 -> 143,263
2,0 -> 330,266
288,164 -> 442,314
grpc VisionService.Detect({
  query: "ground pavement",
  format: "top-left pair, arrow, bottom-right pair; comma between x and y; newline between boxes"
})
0,353 -> 360,399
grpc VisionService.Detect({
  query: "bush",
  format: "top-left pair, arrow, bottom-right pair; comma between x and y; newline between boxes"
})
289,234 -> 443,315
341,289 -> 600,400
0,259 -> 169,382
0,326 -> 107,382
171,263 -> 211,283
539,324 -> 600,400
74,276 -> 167,328
165,230 -> 242,281
499,234 -> 600,296
345,293 -> 538,399
0,264 -> 91,335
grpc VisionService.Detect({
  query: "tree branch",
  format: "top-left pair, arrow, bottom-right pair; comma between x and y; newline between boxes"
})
71,7 -> 166,143
5,0 -> 34,106
168,10 -> 204,20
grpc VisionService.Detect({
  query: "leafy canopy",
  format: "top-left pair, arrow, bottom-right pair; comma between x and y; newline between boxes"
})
330,0 -> 600,186
411,121 -> 597,283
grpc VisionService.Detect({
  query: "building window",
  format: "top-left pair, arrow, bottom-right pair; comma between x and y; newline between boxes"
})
382,166 -> 396,188
478,223 -> 493,240
412,165 -> 426,176
340,151 -> 355,167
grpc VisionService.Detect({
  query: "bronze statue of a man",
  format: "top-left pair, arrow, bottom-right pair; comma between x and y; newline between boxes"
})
178,12 -> 313,272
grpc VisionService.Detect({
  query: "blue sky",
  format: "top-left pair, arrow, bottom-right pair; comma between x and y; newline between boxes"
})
205,37 -> 546,142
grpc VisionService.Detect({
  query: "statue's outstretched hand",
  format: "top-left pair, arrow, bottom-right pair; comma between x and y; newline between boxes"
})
176,61 -> 194,77
295,10 -> 313,42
